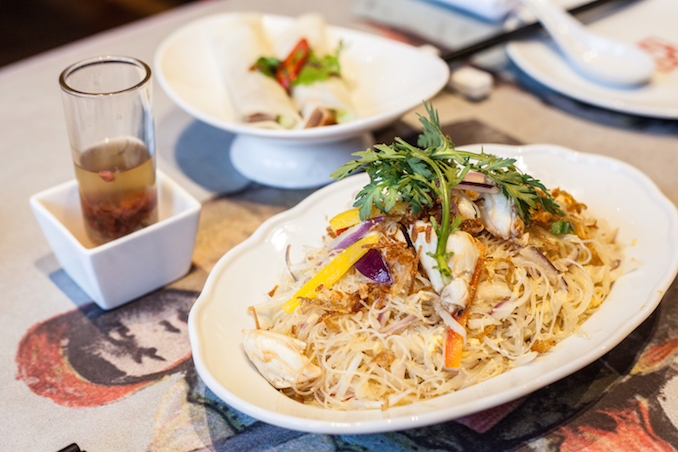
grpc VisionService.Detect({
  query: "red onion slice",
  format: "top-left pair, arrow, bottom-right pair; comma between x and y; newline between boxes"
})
455,172 -> 501,193
490,298 -> 515,319
285,244 -> 298,282
355,248 -> 392,284
519,246 -> 569,292
381,314 -> 418,335
330,217 -> 384,251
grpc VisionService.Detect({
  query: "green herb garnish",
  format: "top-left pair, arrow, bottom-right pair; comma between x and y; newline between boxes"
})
330,103 -> 563,277
251,56 -> 280,78
252,43 -> 343,87
294,45 -> 342,86
551,220 -> 575,235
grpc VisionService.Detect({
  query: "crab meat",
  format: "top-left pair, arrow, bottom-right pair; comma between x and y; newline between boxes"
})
475,280 -> 513,303
475,191 -> 524,240
242,329 -> 321,389
409,223 -> 481,313
440,231 -> 481,313
469,281 -> 513,328
451,189 -> 480,222
409,220 -> 446,292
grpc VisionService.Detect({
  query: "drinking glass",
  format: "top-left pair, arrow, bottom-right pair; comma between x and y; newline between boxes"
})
59,56 -> 158,246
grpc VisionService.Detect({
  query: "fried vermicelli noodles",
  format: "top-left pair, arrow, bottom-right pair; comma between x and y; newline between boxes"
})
246,189 -> 626,410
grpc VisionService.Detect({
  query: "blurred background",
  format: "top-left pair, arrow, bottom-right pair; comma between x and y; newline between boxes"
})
0,0 -> 195,67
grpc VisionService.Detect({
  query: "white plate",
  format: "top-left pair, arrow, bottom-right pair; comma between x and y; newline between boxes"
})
154,13 -> 450,142
189,144 -> 678,434
506,0 -> 678,118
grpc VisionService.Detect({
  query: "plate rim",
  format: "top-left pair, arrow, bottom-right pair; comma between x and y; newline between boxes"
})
506,40 -> 678,120
189,143 -> 678,434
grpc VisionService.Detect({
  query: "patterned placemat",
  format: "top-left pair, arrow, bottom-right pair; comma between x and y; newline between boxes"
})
17,120 -> 678,451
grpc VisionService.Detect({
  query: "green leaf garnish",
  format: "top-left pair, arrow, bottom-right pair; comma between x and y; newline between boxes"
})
551,221 -> 576,235
252,43 -> 343,87
252,56 -> 280,78
331,102 -> 564,277
293,45 -> 342,86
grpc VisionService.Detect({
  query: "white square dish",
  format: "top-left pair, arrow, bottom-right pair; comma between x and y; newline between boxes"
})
30,170 -> 201,310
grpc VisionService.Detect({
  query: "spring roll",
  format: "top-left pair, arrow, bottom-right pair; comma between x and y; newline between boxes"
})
211,14 -> 301,129
271,14 -> 359,128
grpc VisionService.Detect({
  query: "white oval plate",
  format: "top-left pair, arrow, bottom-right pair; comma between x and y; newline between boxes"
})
189,144 -> 678,434
154,13 -> 450,143
506,0 -> 678,119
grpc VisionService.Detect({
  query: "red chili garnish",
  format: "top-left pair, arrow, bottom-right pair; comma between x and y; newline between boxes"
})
276,38 -> 310,90
335,227 -> 349,236
98,170 -> 115,182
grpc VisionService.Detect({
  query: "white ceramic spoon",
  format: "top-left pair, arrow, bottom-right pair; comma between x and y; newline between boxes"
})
520,0 -> 655,86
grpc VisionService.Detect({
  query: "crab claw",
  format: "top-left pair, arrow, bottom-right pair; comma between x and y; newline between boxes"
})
476,191 -> 524,240
242,329 -> 322,389
440,231 -> 481,314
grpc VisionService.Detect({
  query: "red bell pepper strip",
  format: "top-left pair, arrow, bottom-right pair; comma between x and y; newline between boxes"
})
444,241 -> 486,368
445,310 -> 470,368
276,38 -> 310,90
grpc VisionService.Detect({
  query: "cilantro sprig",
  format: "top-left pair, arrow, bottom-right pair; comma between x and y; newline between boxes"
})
330,103 -> 563,278
295,46 -> 342,86
252,56 -> 280,78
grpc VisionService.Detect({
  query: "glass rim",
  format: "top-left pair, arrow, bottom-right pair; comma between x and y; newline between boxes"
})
59,55 -> 152,97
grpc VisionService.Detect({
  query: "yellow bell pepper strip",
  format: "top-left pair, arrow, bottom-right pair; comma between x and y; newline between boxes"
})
330,207 -> 377,233
329,202 -> 408,233
444,241 -> 485,368
283,234 -> 379,313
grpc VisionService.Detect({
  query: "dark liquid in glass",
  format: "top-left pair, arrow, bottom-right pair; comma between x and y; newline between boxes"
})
74,137 -> 157,246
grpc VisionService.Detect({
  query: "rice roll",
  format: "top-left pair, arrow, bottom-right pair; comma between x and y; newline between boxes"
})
271,14 -> 358,128
210,14 -> 301,129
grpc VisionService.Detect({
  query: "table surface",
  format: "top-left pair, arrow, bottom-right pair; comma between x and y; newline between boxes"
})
3,0 -> 678,450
